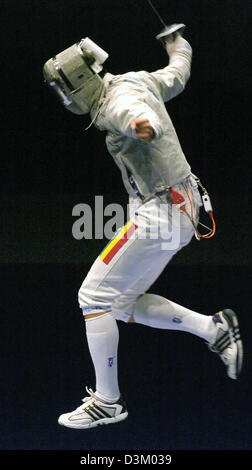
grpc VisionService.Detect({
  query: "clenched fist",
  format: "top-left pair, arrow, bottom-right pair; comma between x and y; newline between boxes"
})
130,119 -> 155,142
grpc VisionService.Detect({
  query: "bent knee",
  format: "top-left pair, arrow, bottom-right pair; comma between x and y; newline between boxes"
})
79,282 -> 137,323
111,300 -> 136,323
78,287 -> 111,318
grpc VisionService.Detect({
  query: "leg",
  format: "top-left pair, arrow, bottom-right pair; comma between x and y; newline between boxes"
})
85,311 -> 120,403
80,224 -> 175,401
132,293 -> 215,341
59,202 -> 178,428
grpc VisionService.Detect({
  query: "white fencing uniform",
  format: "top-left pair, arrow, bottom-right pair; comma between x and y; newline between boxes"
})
78,36 -> 199,322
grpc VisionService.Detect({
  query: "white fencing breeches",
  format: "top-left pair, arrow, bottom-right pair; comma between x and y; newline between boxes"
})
78,176 -> 201,323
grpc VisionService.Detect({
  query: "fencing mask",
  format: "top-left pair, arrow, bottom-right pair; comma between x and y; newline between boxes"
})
43,37 -> 109,115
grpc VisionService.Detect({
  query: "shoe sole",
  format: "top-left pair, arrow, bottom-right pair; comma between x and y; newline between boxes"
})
58,411 -> 128,429
222,308 -> 243,378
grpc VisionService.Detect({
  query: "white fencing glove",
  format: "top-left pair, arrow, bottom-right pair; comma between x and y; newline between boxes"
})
165,34 -> 192,57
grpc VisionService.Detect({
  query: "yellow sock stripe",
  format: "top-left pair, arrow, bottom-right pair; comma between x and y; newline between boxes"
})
100,221 -> 133,261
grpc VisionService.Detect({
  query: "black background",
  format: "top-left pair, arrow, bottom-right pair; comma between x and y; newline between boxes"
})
1,0 -> 251,452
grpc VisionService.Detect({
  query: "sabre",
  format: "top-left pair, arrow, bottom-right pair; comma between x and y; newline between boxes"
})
146,0 -> 186,40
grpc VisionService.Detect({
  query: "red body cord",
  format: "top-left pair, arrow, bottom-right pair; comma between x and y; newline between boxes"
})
171,185 -> 216,239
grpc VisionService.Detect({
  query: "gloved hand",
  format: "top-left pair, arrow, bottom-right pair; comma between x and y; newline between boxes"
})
130,119 -> 155,142
156,23 -> 192,57
164,34 -> 192,57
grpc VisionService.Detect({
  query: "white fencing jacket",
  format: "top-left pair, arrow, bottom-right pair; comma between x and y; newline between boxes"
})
92,37 -> 192,200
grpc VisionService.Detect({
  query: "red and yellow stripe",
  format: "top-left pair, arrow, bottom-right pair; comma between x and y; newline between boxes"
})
100,221 -> 138,265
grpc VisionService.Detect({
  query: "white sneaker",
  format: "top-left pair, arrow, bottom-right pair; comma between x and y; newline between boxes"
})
208,309 -> 243,379
58,387 -> 128,429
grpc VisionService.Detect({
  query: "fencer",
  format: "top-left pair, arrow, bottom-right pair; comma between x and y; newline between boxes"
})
43,27 -> 243,429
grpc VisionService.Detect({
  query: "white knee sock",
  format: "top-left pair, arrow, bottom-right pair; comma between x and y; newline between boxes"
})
133,294 -> 215,341
85,312 -> 120,403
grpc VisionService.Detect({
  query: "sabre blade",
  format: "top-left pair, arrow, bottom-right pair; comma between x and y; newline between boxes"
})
147,0 -> 167,27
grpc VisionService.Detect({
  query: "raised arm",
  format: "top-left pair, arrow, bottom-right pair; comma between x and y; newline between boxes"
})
151,34 -> 192,102
103,34 -> 192,142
